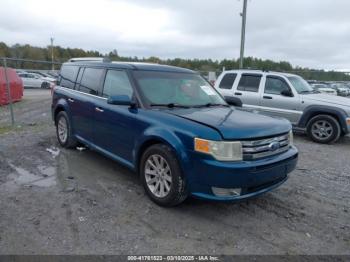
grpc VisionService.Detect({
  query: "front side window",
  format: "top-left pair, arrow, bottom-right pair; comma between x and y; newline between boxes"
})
133,71 -> 226,107
219,73 -> 237,89
102,70 -> 133,98
237,74 -> 261,92
79,68 -> 104,95
265,77 -> 290,95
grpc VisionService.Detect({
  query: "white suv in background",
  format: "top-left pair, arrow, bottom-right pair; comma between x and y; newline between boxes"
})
214,70 -> 350,144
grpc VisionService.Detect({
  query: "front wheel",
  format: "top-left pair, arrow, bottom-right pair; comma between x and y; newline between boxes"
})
140,144 -> 188,207
306,114 -> 341,144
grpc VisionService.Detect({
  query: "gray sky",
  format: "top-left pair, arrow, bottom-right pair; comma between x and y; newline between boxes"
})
0,0 -> 350,70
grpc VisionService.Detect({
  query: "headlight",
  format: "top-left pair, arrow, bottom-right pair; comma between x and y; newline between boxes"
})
194,138 -> 242,161
289,130 -> 294,145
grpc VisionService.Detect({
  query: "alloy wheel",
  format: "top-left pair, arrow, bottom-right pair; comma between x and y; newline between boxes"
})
57,117 -> 68,143
144,154 -> 172,198
311,120 -> 333,140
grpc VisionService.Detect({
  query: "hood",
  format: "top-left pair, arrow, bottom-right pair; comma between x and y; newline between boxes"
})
302,94 -> 350,107
165,107 -> 291,140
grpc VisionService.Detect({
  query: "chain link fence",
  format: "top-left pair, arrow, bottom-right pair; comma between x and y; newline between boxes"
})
1,57 -> 349,129
0,57 -> 62,127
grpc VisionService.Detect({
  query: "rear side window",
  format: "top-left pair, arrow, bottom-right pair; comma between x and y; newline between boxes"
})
79,68 -> 104,95
219,73 -> 237,89
102,70 -> 133,98
265,77 -> 290,95
58,65 -> 79,89
237,74 -> 261,92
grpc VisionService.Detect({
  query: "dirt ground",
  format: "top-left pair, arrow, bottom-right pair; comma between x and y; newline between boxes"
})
0,89 -> 349,255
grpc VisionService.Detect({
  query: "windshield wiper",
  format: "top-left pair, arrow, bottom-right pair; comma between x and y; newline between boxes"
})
193,103 -> 229,108
150,103 -> 190,108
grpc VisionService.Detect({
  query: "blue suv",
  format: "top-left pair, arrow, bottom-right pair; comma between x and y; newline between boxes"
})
52,59 -> 298,206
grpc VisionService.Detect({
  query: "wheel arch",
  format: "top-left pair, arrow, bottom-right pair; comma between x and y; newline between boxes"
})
134,131 -> 191,179
298,105 -> 348,134
53,99 -> 70,125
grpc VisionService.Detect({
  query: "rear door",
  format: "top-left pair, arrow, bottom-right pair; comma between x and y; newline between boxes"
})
233,73 -> 262,107
72,67 -> 105,142
93,69 -> 139,164
259,75 -> 301,124
25,74 -> 37,87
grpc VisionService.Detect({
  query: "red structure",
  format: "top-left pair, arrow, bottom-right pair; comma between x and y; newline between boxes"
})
0,67 -> 24,106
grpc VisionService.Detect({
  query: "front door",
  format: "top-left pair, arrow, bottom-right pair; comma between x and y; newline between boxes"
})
259,75 -> 302,124
93,69 -> 140,164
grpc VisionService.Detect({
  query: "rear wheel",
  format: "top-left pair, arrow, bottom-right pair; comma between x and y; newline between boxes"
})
55,111 -> 78,148
140,144 -> 188,207
41,82 -> 50,89
306,114 -> 341,144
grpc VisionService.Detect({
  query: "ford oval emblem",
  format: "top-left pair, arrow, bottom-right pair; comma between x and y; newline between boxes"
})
268,142 -> 280,151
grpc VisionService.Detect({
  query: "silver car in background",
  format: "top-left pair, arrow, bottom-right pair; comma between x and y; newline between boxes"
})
214,70 -> 350,144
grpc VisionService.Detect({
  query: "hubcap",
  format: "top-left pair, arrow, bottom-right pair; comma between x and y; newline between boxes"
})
311,120 -> 333,140
145,154 -> 172,198
57,117 -> 68,143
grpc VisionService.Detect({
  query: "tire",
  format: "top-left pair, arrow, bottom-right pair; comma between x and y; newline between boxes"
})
55,111 -> 78,148
41,82 -> 50,89
306,114 -> 341,144
140,144 -> 188,207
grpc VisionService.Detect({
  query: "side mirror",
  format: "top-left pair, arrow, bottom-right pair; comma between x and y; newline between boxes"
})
107,95 -> 137,108
225,96 -> 243,107
281,89 -> 293,97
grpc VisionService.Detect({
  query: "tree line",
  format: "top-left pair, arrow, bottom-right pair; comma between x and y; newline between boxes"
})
0,42 -> 349,81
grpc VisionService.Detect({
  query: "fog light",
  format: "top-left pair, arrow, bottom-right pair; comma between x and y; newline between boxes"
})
212,187 -> 241,197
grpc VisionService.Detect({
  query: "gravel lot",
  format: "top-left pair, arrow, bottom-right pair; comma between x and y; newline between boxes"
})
0,89 -> 349,255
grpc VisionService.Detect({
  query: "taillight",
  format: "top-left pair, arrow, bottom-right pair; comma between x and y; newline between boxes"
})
50,82 -> 56,96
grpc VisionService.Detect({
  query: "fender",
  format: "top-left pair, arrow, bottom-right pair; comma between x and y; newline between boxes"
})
53,97 -> 70,120
133,126 -> 192,177
52,97 -> 78,133
298,105 -> 349,133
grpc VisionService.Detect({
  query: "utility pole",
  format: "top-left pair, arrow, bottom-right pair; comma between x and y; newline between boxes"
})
50,37 -> 54,70
239,0 -> 248,69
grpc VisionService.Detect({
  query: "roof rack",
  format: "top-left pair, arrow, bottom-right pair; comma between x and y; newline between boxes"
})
244,67 -> 269,72
68,57 -> 111,63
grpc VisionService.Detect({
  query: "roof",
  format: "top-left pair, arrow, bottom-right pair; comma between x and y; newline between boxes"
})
223,69 -> 298,77
63,60 -> 195,74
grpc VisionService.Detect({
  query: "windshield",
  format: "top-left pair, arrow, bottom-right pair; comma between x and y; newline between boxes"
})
287,76 -> 314,94
133,71 -> 226,107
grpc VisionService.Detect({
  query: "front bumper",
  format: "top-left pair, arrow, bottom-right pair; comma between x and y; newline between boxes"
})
186,146 -> 298,201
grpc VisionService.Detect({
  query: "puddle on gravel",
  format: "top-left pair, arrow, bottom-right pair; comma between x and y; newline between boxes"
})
54,149 -> 138,193
6,164 -> 57,188
3,147 -> 139,194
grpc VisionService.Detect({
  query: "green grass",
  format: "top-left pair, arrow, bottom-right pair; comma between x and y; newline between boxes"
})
0,125 -> 17,134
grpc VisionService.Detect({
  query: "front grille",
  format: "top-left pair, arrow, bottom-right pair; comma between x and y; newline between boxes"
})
241,133 -> 290,160
245,176 -> 287,194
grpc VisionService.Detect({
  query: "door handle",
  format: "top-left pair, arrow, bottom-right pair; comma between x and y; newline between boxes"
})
263,96 -> 273,99
95,107 -> 104,113
234,92 -> 242,96
68,98 -> 74,103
